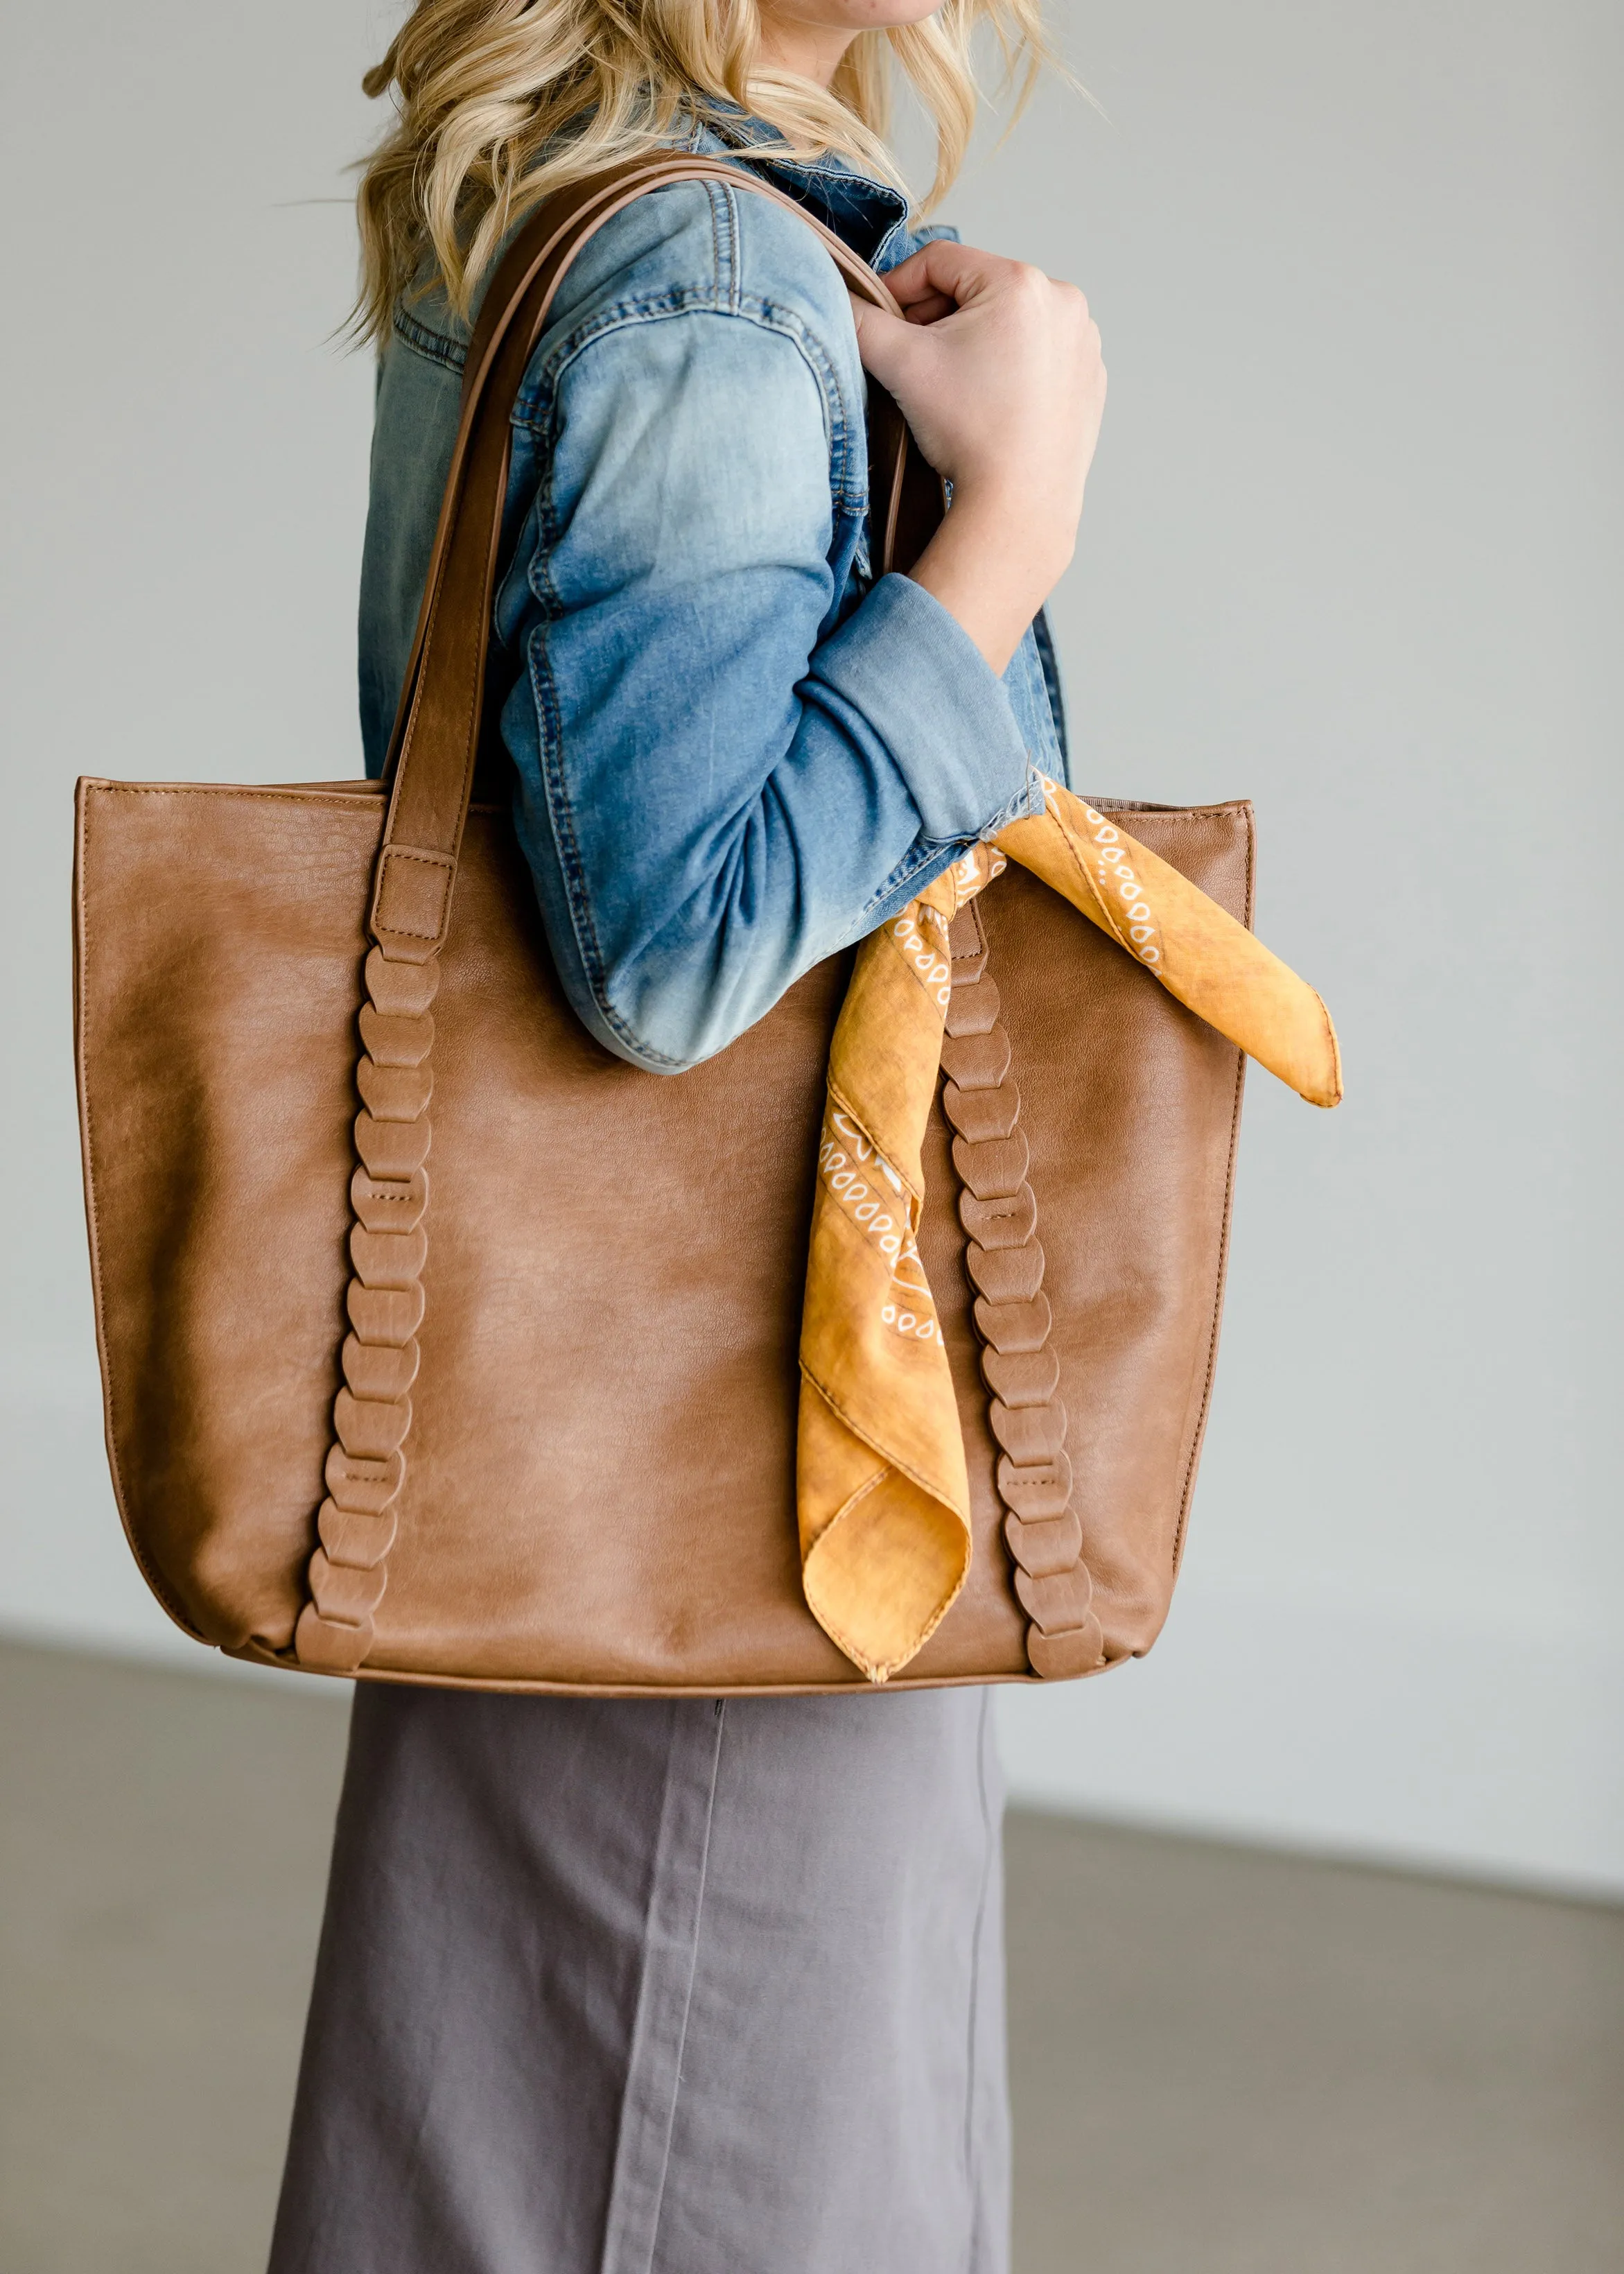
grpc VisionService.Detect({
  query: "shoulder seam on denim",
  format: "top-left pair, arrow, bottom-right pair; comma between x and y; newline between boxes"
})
516,295 -> 864,507
706,177 -> 724,295
721,183 -> 742,313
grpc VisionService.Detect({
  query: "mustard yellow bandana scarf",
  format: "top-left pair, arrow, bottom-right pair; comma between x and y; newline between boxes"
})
797,776 -> 1342,1682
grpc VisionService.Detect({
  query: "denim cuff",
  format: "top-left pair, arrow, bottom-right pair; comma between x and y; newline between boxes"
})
812,572 -> 1034,842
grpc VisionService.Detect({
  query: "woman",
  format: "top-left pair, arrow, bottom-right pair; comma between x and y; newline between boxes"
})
271,0 -> 1104,2266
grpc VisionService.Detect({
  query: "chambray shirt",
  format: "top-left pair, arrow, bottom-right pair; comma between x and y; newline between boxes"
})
359,113 -> 1069,1073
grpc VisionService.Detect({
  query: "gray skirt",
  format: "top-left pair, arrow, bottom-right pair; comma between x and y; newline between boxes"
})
269,1683 -> 1010,2274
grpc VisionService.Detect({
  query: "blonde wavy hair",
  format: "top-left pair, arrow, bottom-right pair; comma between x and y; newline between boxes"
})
354,0 -> 1047,340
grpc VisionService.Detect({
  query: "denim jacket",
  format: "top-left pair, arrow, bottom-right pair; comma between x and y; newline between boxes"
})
360,112 -> 1069,1072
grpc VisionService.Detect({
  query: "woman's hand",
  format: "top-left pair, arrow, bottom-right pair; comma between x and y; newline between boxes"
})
849,241 -> 1106,675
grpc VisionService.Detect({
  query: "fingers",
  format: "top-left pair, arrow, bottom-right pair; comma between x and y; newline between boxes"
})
848,241 -> 1106,535
882,238 -> 1008,313
850,285 -> 954,353
847,293 -> 927,387
902,290 -> 957,327
877,243 -> 1090,342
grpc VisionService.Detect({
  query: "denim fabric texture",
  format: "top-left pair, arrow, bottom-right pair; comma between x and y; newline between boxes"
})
360,111 -> 1070,1073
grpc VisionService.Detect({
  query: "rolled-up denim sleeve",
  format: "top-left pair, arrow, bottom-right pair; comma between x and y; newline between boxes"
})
803,573 -> 1034,842
497,302 -> 1036,1075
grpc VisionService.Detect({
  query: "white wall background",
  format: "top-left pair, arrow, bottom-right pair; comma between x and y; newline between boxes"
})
3,2 -> 1619,1895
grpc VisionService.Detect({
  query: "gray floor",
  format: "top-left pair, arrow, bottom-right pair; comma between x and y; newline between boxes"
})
1,1642 -> 1619,2274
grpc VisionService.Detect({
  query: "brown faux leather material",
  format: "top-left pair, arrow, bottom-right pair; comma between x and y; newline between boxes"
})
71,157 -> 1252,1695
73,781 -> 1249,1694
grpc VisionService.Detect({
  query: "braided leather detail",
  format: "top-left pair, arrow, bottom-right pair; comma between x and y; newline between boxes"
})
943,908 -> 1106,1679
294,946 -> 437,1671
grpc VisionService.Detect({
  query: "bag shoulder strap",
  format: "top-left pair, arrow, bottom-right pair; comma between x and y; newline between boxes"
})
368,153 -> 943,966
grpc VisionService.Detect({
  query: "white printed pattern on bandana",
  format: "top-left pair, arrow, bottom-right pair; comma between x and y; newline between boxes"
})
888,847 -> 1007,1012
882,1223 -> 939,1344
1040,779 -> 1165,971
816,1108 -> 941,1345
821,847 -> 1009,1348
890,908 -> 953,1011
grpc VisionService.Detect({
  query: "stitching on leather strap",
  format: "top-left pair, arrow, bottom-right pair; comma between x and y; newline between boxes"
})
943,917 -> 1107,1681
370,845 -> 456,948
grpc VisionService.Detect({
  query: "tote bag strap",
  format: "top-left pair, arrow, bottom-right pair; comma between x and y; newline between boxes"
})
294,157 -> 950,1673
368,153 -> 945,965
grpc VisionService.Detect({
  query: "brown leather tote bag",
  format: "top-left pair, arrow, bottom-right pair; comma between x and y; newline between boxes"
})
73,159 -> 1252,1695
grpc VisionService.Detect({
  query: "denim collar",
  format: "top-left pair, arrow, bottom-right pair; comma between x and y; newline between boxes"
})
684,105 -> 914,271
